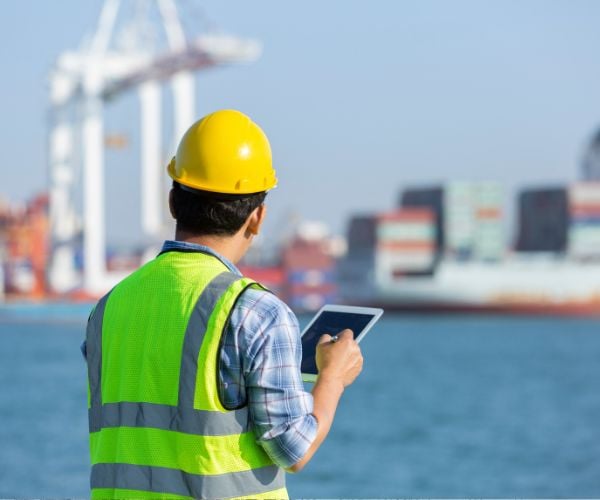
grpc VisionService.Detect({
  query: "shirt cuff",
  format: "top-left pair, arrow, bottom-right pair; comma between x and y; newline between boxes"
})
257,413 -> 319,469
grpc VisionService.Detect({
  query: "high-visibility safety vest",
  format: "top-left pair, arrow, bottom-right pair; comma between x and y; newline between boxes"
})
86,249 -> 288,499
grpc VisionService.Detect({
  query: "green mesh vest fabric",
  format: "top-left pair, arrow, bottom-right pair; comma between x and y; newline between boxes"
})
86,250 -> 289,499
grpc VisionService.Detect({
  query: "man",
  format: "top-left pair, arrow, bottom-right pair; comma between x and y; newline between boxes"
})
85,109 -> 363,499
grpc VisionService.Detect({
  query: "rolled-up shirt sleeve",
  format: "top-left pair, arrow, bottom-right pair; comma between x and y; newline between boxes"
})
228,289 -> 318,469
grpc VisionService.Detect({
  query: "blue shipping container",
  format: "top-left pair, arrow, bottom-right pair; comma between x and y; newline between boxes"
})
287,269 -> 336,285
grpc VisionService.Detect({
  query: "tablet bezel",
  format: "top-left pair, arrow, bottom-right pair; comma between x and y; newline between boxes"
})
300,304 -> 384,383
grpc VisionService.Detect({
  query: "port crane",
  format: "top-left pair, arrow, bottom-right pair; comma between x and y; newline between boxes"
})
48,0 -> 261,295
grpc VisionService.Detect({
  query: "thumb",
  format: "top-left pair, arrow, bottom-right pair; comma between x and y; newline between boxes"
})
317,333 -> 333,345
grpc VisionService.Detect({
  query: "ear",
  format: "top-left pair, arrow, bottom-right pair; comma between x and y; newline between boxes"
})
247,204 -> 267,236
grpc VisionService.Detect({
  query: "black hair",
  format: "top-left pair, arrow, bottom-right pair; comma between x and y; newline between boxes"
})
170,181 -> 267,236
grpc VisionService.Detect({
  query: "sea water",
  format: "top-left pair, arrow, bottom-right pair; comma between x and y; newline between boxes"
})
1,308 -> 599,497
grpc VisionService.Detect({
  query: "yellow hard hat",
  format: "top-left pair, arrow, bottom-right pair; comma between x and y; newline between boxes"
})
167,109 -> 277,195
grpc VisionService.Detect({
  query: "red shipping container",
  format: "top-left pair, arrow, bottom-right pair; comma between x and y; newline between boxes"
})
476,207 -> 502,220
377,209 -> 434,223
282,239 -> 333,270
569,204 -> 600,217
239,266 -> 285,287
377,241 -> 435,251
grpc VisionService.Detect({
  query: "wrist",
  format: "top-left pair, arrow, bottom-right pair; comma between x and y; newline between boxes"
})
316,371 -> 345,395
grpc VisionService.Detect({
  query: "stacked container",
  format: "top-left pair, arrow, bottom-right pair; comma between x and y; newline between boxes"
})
567,183 -> 600,260
336,216 -> 377,302
282,238 -> 337,312
402,182 -> 505,261
3,195 -> 49,297
444,182 -> 475,259
516,187 -> 568,252
472,183 -> 504,261
400,187 -> 444,250
375,209 -> 436,280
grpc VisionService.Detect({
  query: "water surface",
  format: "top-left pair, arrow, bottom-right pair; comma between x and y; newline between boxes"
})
1,309 -> 599,497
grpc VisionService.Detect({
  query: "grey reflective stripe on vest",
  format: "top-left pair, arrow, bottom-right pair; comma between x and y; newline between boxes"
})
91,463 -> 285,499
87,293 -> 110,434
91,401 -> 249,435
178,271 -> 240,408
87,271 -> 245,435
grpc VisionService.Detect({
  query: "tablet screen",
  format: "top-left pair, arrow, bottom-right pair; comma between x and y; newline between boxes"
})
300,311 -> 375,376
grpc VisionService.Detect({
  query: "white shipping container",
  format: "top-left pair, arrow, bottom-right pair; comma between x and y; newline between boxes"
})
568,227 -> 600,244
376,249 -> 435,272
474,226 -> 504,240
445,186 -> 473,217
474,243 -> 506,257
568,183 -> 600,205
473,250 -> 504,260
445,206 -> 475,249
377,222 -> 434,241
568,244 -> 600,257
474,234 -> 504,246
446,219 -> 475,233
444,181 -> 503,255
446,235 -> 474,250
474,225 -> 504,258
569,241 -> 600,250
474,183 -> 503,206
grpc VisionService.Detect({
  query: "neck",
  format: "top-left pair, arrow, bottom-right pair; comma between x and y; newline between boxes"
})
174,230 -> 248,264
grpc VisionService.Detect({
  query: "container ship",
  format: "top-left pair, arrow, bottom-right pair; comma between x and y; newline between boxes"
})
4,182 -> 600,315
338,181 -> 600,315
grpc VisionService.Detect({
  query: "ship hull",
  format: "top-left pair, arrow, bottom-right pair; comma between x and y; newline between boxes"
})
340,256 -> 600,316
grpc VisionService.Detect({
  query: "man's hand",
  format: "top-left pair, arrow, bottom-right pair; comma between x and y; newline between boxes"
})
316,329 -> 363,389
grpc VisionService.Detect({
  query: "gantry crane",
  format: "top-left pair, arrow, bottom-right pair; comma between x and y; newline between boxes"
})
48,0 -> 261,295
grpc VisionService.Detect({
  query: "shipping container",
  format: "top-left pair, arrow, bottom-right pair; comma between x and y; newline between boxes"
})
402,183 -> 504,260
281,234 -> 339,307
568,226 -> 600,255
346,216 -> 377,251
376,250 -> 436,272
282,240 -> 333,270
238,265 -> 286,297
287,269 -> 336,286
516,187 -> 568,252
568,182 -> 600,205
377,221 -> 434,241
239,266 -> 285,287
569,212 -> 600,222
567,183 -> 600,258
400,187 -> 444,250
445,182 -> 504,260
374,208 -> 437,279
335,252 -> 374,298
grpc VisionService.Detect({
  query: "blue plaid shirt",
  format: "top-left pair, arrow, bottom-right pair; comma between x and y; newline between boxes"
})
162,241 -> 317,467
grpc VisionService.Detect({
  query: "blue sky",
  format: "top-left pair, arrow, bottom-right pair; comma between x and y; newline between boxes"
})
2,1 -> 600,244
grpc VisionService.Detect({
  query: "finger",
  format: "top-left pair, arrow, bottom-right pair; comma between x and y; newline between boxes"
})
339,329 -> 354,340
317,334 -> 333,345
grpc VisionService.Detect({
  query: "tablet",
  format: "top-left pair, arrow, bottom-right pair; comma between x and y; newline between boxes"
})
300,305 -> 384,383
